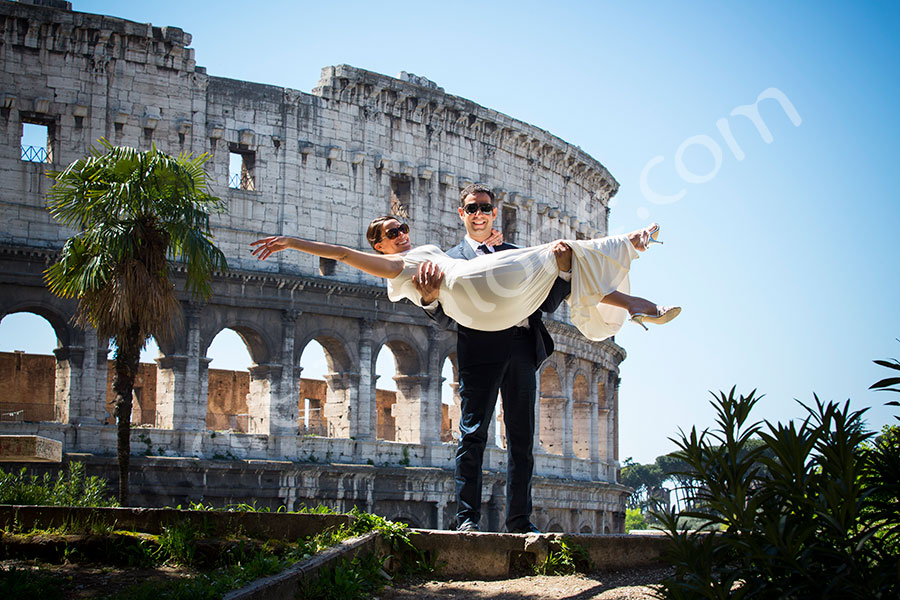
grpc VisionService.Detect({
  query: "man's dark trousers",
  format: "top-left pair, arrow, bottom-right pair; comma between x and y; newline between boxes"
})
455,324 -> 537,530
426,239 -> 570,531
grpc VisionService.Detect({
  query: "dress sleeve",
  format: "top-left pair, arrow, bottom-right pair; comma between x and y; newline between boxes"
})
385,246 -> 439,307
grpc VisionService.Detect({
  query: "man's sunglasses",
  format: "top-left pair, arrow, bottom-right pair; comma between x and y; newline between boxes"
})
384,223 -> 409,240
463,202 -> 494,215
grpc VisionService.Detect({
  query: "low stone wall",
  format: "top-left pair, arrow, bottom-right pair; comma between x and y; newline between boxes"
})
1,454 -> 628,533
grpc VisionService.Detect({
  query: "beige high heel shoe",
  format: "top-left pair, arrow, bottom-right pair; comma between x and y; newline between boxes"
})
636,223 -> 663,251
630,306 -> 681,330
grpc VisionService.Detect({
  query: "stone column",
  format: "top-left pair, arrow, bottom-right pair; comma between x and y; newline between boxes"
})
246,310 -> 300,436
590,365 -> 602,480
532,384 -> 543,454
154,304 -> 207,431
392,374 -> 431,443
53,345 -> 83,423
323,372 -> 359,438
446,382 -> 461,442
353,318 -> 376,440
423,327 -> 443,445
561,356 -> 575,459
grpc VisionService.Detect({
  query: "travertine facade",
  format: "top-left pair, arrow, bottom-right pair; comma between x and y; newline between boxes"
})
0,0 -> 628,532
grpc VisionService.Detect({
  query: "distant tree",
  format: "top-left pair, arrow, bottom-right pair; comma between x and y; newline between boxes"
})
621,458 -> 665,510
45,140 -> 227,504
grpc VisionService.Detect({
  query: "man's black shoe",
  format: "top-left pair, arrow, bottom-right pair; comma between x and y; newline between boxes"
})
507,522 -> 541,534
456,519 -> 480,532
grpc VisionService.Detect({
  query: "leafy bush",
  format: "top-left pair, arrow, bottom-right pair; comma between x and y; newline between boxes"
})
654,387 -> 899,599
625,507 -> 647,532
0,462 -> 116,507
533,538 -> 591,575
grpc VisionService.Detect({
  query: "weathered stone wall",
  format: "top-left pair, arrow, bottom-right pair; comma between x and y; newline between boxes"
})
0,351 -> 56,422
0,0 -> 629,532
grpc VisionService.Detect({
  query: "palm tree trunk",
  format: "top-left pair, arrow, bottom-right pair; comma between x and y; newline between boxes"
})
113,323 -> 142,505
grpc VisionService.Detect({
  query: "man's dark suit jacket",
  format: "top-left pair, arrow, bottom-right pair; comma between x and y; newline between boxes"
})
425,240 -> 571,365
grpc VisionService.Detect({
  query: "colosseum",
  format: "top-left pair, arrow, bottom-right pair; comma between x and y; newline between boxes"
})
0,0 -> 629,533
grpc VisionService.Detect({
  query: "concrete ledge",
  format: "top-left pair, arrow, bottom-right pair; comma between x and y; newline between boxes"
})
406,530 -> 669,578
0,435 -> 62,462
0,505 -> 351,540
224,532 -> 380,600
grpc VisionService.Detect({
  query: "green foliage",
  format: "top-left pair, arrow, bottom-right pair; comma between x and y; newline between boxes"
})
0,566 -> 64,600
654,386 -> 900,599
533,538 -> 592,575
621,458 -> 665,510
625,507 -> 647,532
0,462 -> 117,507
300,552 -> 389,600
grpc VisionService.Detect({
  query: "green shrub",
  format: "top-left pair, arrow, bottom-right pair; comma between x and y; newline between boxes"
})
0,462 -> 116,507
625,507 -> 647,532
654,387 -> 899,599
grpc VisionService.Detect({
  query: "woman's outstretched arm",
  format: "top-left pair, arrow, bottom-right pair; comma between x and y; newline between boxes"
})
251,236 -> 404,279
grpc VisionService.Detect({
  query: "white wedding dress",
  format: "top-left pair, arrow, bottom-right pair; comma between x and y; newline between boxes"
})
386,234 -> 639,341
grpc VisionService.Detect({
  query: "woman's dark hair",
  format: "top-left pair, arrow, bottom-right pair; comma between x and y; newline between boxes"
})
366,215 -> 397,253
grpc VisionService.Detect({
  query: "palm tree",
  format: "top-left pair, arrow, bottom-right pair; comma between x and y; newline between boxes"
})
44,139 -> 227,504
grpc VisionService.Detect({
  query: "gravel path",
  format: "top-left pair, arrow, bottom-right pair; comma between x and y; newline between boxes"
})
379,566 -> 672,599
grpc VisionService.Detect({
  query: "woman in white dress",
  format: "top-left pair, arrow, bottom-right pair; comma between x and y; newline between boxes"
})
251,216 -> 679,341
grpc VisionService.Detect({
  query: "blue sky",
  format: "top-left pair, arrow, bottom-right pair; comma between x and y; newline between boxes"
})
2,0 -> 898,463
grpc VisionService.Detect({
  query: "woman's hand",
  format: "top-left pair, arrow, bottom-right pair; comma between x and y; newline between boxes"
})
550,240 -> 572,272
413,261 -> 445,305
483,228 -> 504,248
251,236 -> 294,260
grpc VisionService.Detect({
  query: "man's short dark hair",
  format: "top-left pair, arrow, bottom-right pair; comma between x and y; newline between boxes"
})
459,183 -> 495,206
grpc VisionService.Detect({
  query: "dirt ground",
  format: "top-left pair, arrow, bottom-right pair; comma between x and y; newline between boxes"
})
379,566 -> 672,600
2,560 -> 670,599
1,559 -> 194,599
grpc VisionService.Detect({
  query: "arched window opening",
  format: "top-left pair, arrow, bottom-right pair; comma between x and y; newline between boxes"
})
0,312 -> 59,422
440,356 -> 459,443
539,366 -> 564,455
106,336 -> 160,426
298,340 -> 328,436
374,345 -> 398,441
572,374 -> 591,459
206,328 -> 253,432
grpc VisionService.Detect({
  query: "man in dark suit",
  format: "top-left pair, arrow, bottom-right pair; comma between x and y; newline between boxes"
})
413,183 -> 572,533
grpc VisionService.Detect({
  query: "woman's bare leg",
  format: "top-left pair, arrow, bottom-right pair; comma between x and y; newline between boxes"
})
600,290 -> 660,316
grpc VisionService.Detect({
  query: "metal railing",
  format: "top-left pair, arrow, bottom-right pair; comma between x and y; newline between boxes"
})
21,145 -> 48,163
228,172 -> 255,190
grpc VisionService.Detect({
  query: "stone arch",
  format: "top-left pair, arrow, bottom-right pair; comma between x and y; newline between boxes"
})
546,521 -> 564,533
374,334 -> 427,443
201,319 -> 274,366
200,320 -> 274,433
297,329 -> 358,439
296,330 -> 355,374
388,513 -> 422,529
538,363 -> 564,455
0,301 -> 73,349
440,351 -> 460,443
0,308 -> 67,423
580,524 -> 593,534
0,302 -> 109,425
572,372 -> 591,460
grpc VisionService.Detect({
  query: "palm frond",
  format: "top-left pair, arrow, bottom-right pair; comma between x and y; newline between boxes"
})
45,140 -> 227,338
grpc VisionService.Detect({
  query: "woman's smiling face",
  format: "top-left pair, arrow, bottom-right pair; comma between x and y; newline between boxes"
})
374,218 -> 411,254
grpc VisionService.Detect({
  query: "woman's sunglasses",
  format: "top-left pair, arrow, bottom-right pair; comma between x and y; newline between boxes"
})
463,202 -> 494,215
384,223 -> 409,240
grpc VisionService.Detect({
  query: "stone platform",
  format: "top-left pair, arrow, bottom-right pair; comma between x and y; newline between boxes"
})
0,435 -> 62,462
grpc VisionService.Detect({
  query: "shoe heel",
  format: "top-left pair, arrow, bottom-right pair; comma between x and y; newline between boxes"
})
630,315 -> 649,331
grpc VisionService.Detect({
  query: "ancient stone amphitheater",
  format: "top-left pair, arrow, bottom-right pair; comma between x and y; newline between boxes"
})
0,0 -> 629,533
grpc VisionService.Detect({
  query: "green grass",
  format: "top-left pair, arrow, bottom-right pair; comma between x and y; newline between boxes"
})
0,462 -> 117,507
